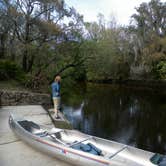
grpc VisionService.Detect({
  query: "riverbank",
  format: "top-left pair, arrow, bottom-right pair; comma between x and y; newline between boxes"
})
1,78 -> 166,94
0,89 -> 51,106
1,78 -> 166,107
88,79 -> 166,94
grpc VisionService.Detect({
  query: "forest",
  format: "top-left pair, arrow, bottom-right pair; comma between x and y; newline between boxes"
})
0,0 -> 166,90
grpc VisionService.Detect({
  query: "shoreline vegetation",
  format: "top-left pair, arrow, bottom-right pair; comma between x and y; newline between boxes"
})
0,0 -> 165,92
88,79 -> 166,95
1,79 -> 166,108
1,78 -> 166,93
1,79 -> 166,107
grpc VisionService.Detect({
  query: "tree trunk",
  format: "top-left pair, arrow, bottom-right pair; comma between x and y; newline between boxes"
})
27,55 -> 35,72
22,49 -> 28,72
0,34 -> 6,59
22,16 -> 30,72
10,30 -> 16,61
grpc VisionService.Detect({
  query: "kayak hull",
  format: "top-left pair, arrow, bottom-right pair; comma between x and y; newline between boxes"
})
9,114 -> 157,166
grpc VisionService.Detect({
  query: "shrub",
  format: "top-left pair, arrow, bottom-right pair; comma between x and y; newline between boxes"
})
156,61 -> 166,80
0,60 -> 25,81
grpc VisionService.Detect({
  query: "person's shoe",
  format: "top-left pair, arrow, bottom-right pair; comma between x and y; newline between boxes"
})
53,113 -> 57,119
56,116 -> 60,119
53,113 -> 60,119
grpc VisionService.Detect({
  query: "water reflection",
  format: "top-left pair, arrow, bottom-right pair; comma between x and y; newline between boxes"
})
62,83 -> 166,154
63,102 -> 84,125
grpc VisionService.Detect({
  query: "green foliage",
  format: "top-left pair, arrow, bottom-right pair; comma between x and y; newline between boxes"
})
128,0 -> 166,79
0,60 -> 25,81
61,79 -> 86,107
84,0 -> 166,81
84,21 -> 131,80
0,0 -> 86,89
70,65 -> 86,81
20,71 -> 50,91
155,61 -> 166,79
0,0 -> 165,88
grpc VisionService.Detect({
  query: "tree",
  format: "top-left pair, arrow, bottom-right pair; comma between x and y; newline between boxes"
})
0,0 -> 14,58
84,14 -> 131,80
9,0 -> 65,72
129,0 -> 166,79
0,0 -> 88,88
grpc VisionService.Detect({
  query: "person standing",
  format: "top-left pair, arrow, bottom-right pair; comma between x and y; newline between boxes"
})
51,75 -> 61,119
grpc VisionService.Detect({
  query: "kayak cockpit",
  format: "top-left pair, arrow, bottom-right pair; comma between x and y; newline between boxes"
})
18,120 -> 40,132
17,120 -> 105,156
17,120 -> 110,158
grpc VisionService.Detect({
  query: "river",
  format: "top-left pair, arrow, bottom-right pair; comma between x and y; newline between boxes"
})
61,83 -> 166,154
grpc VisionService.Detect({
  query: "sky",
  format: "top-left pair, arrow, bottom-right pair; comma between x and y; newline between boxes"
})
65,0 -> 165,25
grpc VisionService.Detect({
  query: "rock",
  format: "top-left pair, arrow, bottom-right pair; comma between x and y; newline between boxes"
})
0,90 -> 51,106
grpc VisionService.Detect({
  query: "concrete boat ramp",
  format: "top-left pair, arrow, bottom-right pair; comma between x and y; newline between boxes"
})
0,105 -> 72,166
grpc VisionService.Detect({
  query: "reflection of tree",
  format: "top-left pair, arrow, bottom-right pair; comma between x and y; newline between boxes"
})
62,82 -> 86,108
83,85 -> 137,140
134,95 -> 166,153
83,85 -> 166,153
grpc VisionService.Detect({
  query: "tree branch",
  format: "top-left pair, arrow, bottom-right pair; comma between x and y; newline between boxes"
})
30,6 -> 54,23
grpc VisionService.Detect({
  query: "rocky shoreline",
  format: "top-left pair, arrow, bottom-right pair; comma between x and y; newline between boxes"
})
0,90 -> 51,106
1,79 -> 166,107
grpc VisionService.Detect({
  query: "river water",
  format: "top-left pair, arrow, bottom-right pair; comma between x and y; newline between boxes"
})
61,83 -> 166,154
